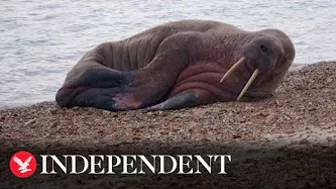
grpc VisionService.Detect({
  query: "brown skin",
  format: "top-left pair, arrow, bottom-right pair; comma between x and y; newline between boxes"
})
55,20 -> 295,111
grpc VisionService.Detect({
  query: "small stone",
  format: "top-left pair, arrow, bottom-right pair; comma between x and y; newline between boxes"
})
265,113 -> 278,125
133,135 -> 142,141
24,118 -> 37,126
307,107 -> 316,111
286,130 -> 295,134
259,111 -> 269,117
51,121 -> 58,128
72,107 -> 80,110
103,110 -> 111,115
49,108 -> 57,114
119,112 -> 127,115
299,139 -> 310,144
233,135 -> 242,139
326,77 -> 333,84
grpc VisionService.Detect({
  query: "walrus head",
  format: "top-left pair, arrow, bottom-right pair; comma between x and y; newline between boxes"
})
220,29 -> 295,100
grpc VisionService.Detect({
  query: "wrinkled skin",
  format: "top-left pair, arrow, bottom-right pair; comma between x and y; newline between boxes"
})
56,20 -> 295,111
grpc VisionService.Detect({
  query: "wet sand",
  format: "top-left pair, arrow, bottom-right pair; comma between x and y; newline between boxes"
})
0,61 -> 335,188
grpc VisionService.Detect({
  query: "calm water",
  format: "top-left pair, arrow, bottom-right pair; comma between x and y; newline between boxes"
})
1,0 -> 336,107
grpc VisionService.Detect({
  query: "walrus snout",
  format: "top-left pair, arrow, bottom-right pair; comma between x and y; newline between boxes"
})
243,37 -> 281,73
219,36 -> 284,101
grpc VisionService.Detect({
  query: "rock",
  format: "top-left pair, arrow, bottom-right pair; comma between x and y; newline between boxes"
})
146,112 -> 153,116
24,118 -> 37,126
259,110 -> 270,117
299,139 -> 310,144
233,134 -> 242,139
265,113 -> 278,125
307,107 -> 316,111
286,130 -> 295,134
326,77 -> 333,84
103,110 -> 111,115
106,112 -> 118,117
50,121 -> 58,128
72,107 -> 80,111
49,108 -> 58,114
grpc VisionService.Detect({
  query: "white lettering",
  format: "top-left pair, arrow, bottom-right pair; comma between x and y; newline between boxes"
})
89,155 -> 105,174
106,155 -> 121,174
121,155 -> 137,174
215,155 -> 231,174
194,155 -> 213,174
158,155 -> 177,174
177,155 -> 193,174
69,155 -> 89,174
138,155 -> 155,174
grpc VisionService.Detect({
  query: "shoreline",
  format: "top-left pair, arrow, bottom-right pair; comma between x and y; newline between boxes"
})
0,62 -> 317,110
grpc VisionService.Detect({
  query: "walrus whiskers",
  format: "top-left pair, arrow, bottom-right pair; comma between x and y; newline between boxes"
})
237,69 -> 260,100
220,57 -> 246,83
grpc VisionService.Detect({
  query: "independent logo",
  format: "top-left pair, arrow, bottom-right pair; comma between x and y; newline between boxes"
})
9,150 -> 37,178
8,151 -> 232,176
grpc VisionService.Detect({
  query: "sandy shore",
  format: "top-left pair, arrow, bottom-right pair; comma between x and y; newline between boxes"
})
0,61 -> 336,188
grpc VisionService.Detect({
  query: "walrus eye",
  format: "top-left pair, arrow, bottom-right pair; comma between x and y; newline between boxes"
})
260,45 -> 268,53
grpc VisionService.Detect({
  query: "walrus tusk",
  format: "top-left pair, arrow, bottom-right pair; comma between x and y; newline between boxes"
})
220,57 -> 246,83
237,69 -> 260,101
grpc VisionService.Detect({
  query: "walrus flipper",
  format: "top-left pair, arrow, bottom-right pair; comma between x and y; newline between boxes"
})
146,89 -> 214,110
55,68 -> 125,110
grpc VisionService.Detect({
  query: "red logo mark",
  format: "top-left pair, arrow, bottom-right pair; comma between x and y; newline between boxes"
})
9,150 -> 37,178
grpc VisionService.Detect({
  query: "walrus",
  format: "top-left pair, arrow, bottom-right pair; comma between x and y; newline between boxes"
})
55,20 -> 295,111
